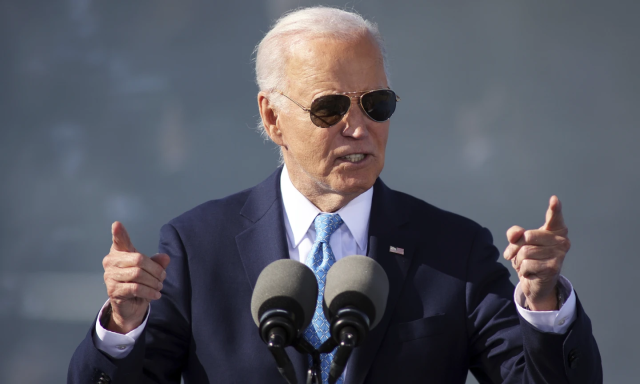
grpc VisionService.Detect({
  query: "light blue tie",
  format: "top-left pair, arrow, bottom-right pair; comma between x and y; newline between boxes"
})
303,213 -> 344,384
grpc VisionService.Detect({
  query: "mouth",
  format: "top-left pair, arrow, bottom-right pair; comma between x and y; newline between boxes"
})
339,153 -> 367,163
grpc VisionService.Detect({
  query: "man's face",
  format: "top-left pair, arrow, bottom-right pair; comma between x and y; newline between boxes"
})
272,34 -> 390,203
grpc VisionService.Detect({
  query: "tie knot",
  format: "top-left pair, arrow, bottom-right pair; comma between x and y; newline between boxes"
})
313,213 -> 344,244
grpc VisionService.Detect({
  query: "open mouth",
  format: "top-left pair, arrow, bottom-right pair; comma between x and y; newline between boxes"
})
340,154 -> 367,163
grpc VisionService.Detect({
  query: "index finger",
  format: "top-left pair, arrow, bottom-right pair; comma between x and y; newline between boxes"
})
542,195 -> 566,232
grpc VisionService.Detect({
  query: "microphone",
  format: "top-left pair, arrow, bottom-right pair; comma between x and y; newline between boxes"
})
251,259 -> 318,384
322,255 -> 389,384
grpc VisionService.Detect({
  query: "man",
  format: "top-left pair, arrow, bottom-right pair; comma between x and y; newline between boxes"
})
69,7 -> 602,384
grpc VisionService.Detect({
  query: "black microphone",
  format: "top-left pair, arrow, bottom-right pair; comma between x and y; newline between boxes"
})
322,255 -> 389,384
251,259 -> 318,384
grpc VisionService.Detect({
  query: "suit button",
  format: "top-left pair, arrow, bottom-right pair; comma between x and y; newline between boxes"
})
568,348 -> 580,369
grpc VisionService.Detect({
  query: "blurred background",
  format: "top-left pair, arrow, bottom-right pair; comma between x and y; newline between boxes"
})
1,0 -> 638,382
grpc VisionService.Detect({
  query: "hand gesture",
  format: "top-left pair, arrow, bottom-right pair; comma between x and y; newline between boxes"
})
503,196 -> 570,311
102,221 -> 170,333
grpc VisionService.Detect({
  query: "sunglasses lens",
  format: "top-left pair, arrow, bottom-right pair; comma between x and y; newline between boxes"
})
309,95 -> 351,128
361,90 -> 397,122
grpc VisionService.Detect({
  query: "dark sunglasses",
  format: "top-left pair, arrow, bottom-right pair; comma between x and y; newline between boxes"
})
275,89 -> 400,128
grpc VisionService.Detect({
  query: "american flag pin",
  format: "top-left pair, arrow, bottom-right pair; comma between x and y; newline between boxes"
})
389,246 -> 404,255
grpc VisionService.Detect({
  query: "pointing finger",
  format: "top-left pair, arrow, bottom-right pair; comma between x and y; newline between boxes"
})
111,221 -> 136,253
542,196 -> 566,232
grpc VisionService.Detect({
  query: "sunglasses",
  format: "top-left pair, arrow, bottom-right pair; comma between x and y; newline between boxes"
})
275,89 -> 400,128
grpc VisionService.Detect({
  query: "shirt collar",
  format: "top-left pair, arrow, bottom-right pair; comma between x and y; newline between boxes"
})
280,165 -> 373,250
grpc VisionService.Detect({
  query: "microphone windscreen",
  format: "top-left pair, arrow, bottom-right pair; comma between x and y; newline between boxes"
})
324,255 -> 389,329
250,259 -> 318,332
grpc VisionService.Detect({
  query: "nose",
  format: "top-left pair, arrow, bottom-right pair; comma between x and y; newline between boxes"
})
341,98 -> 370,139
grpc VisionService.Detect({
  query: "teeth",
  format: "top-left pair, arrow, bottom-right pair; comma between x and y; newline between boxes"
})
342,154 -> 365,162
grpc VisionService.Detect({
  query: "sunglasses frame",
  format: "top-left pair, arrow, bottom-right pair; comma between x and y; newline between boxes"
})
274,88 -> 400,128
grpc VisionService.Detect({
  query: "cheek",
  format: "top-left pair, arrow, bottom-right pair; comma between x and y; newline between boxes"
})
375,125 -> 390,154
281,120 -> 331,161
278,115 -> 308,146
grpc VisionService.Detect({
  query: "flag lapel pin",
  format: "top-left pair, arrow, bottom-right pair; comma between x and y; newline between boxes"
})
389,246 -> 404,255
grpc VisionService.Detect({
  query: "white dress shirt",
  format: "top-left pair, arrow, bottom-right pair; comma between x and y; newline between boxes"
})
94,165 -> 577,358
280,165 -> 372,264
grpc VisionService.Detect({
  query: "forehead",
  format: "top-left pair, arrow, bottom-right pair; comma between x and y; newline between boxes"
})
284,34 -> 387,96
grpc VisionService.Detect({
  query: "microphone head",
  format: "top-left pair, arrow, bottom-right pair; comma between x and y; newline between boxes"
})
250,259 -> 318,332
324,255 -> 389,329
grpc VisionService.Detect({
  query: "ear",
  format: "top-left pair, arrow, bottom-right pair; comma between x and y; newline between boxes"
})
258,92 -> 285,147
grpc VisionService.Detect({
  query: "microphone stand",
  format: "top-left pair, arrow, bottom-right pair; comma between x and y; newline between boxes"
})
260,310 -> 299,384
290,308 -> 371,384
293,337 -> 322,384
327,307 -> 370,384
266,327 -> 298,384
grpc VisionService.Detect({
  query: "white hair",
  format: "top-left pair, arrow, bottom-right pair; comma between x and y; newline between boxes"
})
254,6 -> 389,140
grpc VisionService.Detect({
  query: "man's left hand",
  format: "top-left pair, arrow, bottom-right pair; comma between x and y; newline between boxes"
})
503,196 -> 571,311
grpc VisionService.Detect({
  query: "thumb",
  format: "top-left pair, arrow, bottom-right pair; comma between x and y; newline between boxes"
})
542,195 -> 566,232
111,221 -> 136,252
150,253 -> 171,270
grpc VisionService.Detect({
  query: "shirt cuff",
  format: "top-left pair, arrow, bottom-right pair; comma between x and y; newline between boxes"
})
92,299 -> 150,359
514,275 -> 577,334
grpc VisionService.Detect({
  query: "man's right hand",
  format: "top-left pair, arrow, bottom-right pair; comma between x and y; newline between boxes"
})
102,221 -> 170,334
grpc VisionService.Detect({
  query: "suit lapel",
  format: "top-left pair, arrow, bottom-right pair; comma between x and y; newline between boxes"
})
236,167 -> 289,290
235,167 -> 307,382
346,178 -> 414,384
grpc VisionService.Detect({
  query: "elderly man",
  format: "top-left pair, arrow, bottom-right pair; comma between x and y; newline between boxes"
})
69,7 -> 602,384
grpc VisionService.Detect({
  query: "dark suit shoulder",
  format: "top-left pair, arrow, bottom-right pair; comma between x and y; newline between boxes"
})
168,187 -> 253,229
164,168 -> 282,240
387,187 -> 485,237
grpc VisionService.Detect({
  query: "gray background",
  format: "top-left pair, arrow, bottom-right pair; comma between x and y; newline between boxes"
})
1,0 -> 638,382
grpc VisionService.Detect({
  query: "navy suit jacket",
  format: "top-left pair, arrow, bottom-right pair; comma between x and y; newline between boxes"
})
69,167 -> 602,383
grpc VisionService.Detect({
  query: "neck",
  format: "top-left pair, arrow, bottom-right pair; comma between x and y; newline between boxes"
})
284,165 -> 362,213
296,187 -> 358,213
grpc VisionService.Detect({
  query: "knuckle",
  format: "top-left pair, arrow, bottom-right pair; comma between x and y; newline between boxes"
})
547,261 -> 560,276
130,268 -> 143,281
150,265 -> 162,279
518,260 -> 530,276
102,254 -> 111,269
133,253 -> 145,266
503,246 -> 514,259
543,258 -> 557,272
523,230 -> 533,243
130,284 -> 142,296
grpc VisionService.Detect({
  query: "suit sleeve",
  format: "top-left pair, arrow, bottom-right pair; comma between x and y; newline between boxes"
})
465,227 -> 602,384
68,224 -> 192,384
